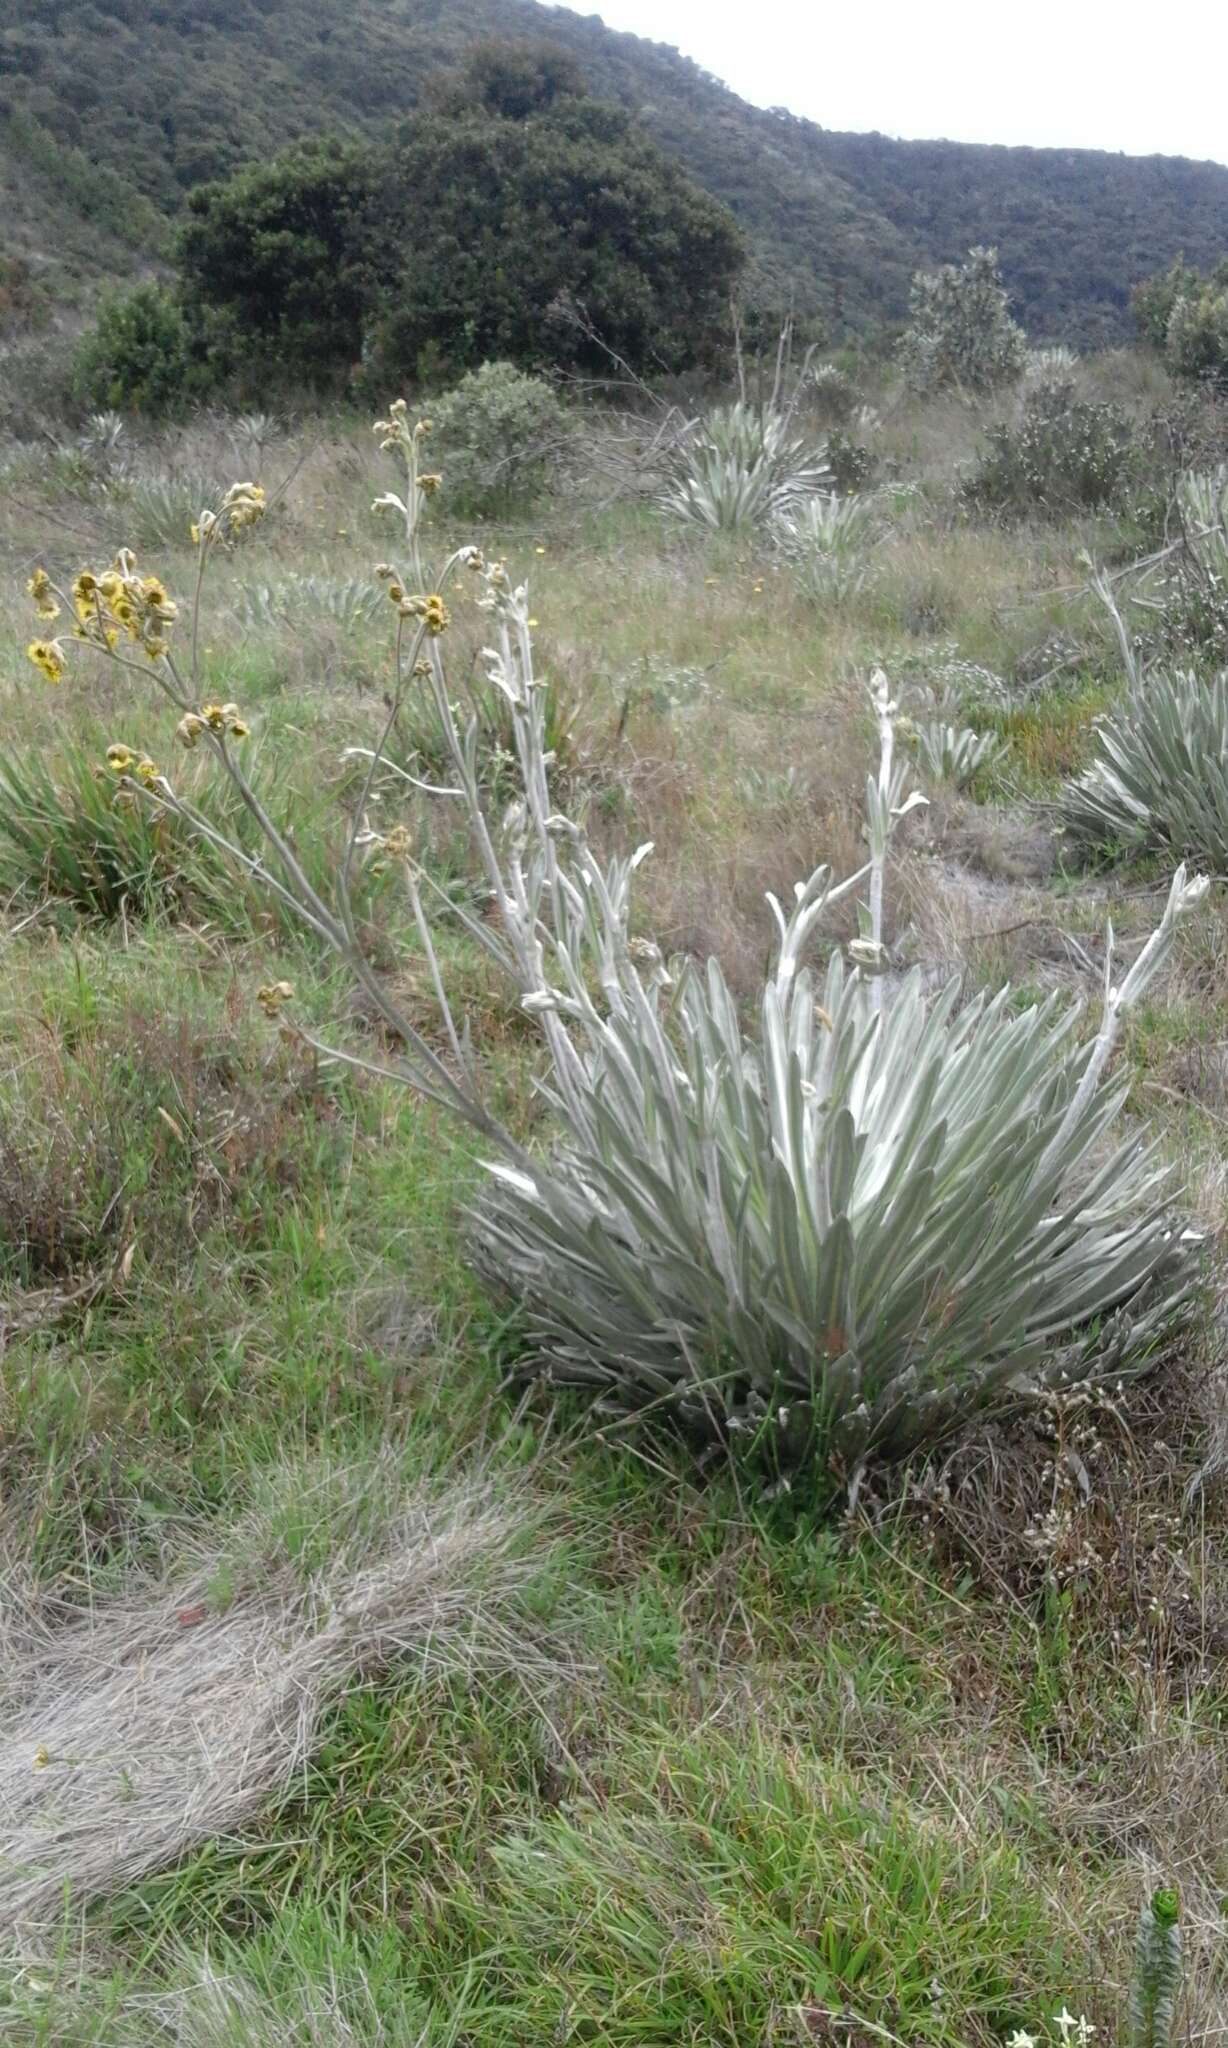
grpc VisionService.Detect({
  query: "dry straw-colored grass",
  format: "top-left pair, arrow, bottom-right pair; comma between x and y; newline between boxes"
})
0,1458 -> 548,1939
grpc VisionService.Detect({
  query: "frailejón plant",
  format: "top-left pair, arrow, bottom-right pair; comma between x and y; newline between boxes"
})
775,492 -> 882,608
908,716 -> 1006,790
1064,569 -> 1228,865
659,401 -> 830,533
19,407 -> 1204,1490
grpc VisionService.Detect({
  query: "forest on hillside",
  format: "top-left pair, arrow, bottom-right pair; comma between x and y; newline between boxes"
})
3,0 -> 1227,341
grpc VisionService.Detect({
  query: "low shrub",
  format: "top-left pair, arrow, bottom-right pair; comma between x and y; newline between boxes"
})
825,426 -> 878,495
964,381 -> 1137,517
427,361 -> 572,516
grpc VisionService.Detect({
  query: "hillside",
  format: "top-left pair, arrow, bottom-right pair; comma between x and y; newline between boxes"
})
3,0 -> 1227,344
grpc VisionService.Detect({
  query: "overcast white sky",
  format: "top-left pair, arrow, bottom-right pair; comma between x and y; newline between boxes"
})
554,0 -> 1228,165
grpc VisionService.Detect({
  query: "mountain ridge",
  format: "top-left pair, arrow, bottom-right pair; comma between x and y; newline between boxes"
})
2,0 -> 1226,345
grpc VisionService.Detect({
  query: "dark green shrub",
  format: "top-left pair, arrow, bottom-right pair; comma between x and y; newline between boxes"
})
177,138 -> 377,392
173,59 -> 744,392
70,284 -> 217,415
369,93 -> 744,382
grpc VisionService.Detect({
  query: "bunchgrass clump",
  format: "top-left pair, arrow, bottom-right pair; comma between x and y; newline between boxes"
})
0,1454 -> 547,1938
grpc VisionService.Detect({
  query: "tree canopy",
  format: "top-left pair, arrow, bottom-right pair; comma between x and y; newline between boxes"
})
170,63 -> 745,390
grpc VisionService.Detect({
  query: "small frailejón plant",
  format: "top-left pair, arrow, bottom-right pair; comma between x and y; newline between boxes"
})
21,405 -> 1205,1490
1130,1888 -> 1182,2048
1064,568 -> 1228,866
659,401 -> 830,533
774,491 -> 883,609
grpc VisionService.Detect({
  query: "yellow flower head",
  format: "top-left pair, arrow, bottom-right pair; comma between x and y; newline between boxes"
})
141,576 -> 177,622
71,570 -> 102,626
418,473 -> 442,495
106,744 -> 135,774
175,713 -> 205,749
256,979 -> 295,1017
27,568 -> 59,620
32,1744 -> 50,1772
222,482 -> 267,535
135,757 -> 160,787
200,702 -> 247,737
27,640 -> 66,684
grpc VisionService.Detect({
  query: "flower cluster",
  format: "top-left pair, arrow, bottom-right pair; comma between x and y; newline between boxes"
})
475,555 -> 528,621
375,565 -> 450,635
24,552 -> 182,681
26,639 -> 66,684
373,398 -> 431,456
1006,2010 -> 1097,2048
175,702 -> 250,748
192,481 -> 267,548
75,554 -> 178,660
27,568 -> 59,621
105,744 -> 161,787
